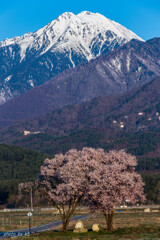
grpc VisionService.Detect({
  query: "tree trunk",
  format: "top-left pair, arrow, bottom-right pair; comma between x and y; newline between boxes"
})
59,208 -> 76,231
62,220 -> 69,231
56,198 -> 82,231
104,211 -> 114,231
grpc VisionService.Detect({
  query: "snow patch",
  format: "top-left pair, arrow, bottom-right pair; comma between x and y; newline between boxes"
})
4,75 -> 12,82
0,86 -> 13,105
126,53 -> 131,71
138,66 -> 142,72
28,79 -> 34,87
110,57 -> 122,72
0,90 -> 7,104
69,49 -> 75,68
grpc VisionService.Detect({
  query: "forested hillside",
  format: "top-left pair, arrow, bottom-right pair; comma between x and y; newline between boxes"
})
0,144 -> 46,205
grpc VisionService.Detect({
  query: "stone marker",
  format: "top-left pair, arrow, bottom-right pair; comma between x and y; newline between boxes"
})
92,223 -> 100,232
144,208 -> 150,212
152,210 -> 159,212
73,220 -> 88,233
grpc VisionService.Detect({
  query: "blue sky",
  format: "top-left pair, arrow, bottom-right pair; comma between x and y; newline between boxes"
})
0,0 -> 160,41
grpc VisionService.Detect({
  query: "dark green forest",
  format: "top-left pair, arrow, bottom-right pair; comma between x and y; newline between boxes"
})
0,144 -> 46,206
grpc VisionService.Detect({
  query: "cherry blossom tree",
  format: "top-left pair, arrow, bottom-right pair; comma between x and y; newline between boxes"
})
37,148 -> 145,231
37,148 -> 100,231
86,149 -> 145,231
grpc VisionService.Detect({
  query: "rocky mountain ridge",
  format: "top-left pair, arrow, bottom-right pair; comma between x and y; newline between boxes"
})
0,38 -> 159,127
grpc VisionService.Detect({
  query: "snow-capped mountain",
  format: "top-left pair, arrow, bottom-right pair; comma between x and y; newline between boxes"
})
0,11 -> 143,104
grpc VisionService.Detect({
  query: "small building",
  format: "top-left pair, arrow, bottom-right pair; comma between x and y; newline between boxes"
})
24,131 -> 31,136
138,112 -> 143,116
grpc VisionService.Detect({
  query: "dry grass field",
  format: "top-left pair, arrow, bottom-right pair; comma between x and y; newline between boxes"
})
2,208 -> 160,239
0,210 -> 61,232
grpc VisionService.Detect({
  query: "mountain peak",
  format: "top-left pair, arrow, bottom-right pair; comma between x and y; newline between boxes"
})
0,11 -> 144,49
77,11 -> 93,16
0,11 -> 144,105
56,12 -> 75,20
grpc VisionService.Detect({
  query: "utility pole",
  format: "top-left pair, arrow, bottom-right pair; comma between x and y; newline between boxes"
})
30,186 -> 33,212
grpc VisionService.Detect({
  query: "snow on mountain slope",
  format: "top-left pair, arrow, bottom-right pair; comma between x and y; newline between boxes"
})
0,38 -> 160,127
0,11 -> 143,104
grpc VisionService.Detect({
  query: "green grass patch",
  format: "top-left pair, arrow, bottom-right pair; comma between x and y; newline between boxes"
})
12,225 -> 160,239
